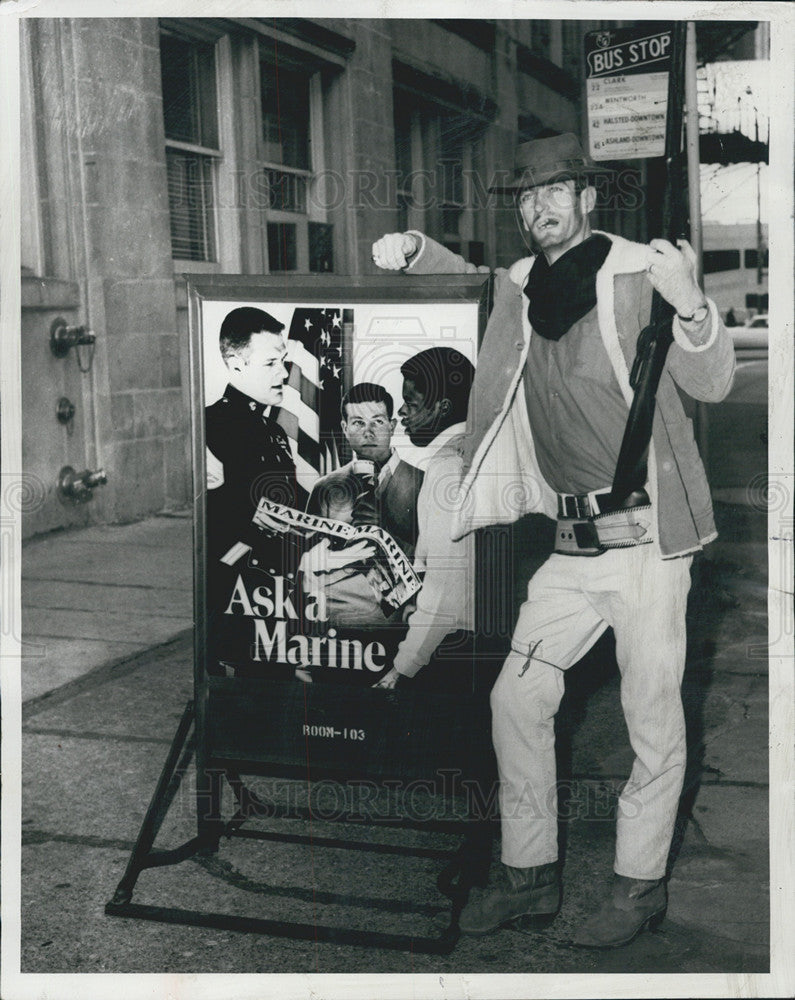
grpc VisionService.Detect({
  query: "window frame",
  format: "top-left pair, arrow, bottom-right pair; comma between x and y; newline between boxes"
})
393,94 -> 487,262
257,51 -> 328,274
160,25 -> 223,270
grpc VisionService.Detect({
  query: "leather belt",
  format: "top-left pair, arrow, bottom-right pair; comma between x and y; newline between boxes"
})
555,488 -> 653,556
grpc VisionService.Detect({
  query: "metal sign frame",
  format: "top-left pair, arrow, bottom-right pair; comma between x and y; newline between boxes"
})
106,272 -> 499,952
187,272 -> 495,793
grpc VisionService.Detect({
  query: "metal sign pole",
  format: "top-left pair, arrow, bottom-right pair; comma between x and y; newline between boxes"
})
608,22 -> 688,508
685,20 -> 710,467
685,21 -> 703,283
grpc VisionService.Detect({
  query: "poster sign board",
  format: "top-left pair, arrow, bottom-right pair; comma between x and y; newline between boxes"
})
585,25 -> 673,160
187,274 -> 496,787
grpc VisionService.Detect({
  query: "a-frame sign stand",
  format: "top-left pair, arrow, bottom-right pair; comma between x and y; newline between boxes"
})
105,696 -> 496,954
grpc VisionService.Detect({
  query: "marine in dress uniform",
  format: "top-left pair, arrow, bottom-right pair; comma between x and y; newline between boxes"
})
204,307 -> 298,675
206,382 -> 298,568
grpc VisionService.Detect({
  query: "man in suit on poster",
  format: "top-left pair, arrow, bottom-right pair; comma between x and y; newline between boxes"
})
305,381 -> 424,628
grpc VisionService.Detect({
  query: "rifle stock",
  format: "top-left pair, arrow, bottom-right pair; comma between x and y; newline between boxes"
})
609,317 -> 674,508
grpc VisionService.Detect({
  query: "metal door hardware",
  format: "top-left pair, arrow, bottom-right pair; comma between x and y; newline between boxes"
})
50,317 -> 96,372
58,466 -> 107,504
56,397 -> 76,430
50,317 -> 95,356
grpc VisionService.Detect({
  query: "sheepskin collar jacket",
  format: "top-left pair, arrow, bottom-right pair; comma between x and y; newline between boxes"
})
406,230 -> 736,557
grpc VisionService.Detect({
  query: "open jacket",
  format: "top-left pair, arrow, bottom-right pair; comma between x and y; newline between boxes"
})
406,231 -> 736,558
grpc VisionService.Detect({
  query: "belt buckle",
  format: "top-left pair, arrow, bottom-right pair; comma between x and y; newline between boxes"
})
563,494 -> 591,519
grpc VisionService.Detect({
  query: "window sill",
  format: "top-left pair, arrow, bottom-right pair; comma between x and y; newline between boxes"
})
172,260 -> 222,275
21,274 -> 81,312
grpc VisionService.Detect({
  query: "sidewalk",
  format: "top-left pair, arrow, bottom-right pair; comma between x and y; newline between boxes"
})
21,513 -> 193,704
18,503 -> 771,974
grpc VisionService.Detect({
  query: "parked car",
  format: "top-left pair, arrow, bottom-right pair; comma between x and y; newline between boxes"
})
731,314 -> 768,352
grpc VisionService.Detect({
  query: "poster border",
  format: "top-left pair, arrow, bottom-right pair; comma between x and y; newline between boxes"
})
187,272 -> 492,784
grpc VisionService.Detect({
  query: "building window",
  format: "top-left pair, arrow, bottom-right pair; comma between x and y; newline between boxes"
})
561,21 -> 584,80
394,102 -> 415,233
531,21 -> 552,59
261,64 -> 310,168
744,247 -> 769,270
267,222 -> 298,271
439,120 -> 466,246
259,52 -> 330,273
165,153 -> 216,262
261,62 -> 311,215
160,31 -> 220,261
308,222 -> 334,273
394,96 -> 486,262
703,249 -> 742,274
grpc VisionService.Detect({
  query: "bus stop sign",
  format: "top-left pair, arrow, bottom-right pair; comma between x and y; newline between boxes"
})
585,26 -> 673,161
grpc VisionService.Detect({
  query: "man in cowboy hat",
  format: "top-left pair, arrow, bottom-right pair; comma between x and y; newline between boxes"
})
372,132 -> 735,947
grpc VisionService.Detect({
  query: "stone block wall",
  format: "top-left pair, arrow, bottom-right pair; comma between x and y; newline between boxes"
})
22,15 -> 626,539
21,18 -> 187,536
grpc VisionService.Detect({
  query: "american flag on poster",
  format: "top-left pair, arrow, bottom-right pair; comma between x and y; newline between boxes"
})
275,307 -> 349,495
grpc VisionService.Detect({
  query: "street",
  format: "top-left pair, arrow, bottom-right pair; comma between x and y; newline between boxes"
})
19,501 -> 769,974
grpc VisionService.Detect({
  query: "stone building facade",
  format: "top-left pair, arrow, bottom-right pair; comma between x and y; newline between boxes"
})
20,17 -> 648,537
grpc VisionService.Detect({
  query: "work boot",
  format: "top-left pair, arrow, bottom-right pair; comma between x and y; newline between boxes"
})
572,874 -> 667,948
459,862 -> 560,935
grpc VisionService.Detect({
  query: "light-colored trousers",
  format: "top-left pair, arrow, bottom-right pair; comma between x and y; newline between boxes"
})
491,545 -> 692,880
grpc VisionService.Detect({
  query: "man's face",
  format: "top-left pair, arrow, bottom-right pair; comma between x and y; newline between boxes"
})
342,400 -> 395,464
398,378 -> 446,447
518,179 -> 593,262
226,330 -> 289,407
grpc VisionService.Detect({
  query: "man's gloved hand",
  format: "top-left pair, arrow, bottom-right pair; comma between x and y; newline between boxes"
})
371,233 -> 418,270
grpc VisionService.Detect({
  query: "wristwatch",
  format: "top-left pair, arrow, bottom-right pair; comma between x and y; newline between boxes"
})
677,303 -> 709,323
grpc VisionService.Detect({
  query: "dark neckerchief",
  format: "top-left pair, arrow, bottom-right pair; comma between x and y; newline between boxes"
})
524,234 -> 611,341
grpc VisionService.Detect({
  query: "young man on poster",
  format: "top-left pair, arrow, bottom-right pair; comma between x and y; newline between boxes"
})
305,381 -> 423,627
372,132 -> 735,946
372,346 -> 477,692
205,306 -> 296,562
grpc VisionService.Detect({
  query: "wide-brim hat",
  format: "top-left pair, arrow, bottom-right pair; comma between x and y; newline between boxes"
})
489,132 -> 616,194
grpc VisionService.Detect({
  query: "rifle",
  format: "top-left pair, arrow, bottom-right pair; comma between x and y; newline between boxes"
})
608,22 -> 689,511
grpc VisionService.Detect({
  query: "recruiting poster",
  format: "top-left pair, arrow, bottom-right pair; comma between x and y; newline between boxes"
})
189,275 -> 494,783
585,25 -> 673,160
